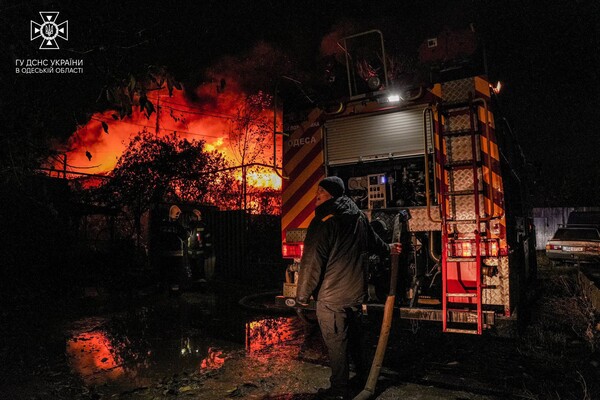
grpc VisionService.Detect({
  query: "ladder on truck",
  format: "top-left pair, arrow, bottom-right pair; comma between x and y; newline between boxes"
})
436,94 -> 491,334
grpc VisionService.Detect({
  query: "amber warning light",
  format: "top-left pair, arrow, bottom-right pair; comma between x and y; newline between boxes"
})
282,242 -> 304,259
447,239 -> 499,258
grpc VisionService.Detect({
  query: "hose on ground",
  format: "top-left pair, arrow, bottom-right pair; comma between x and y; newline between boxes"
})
353,252 -> 400,400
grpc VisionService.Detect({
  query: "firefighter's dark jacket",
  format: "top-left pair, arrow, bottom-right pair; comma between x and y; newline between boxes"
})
296,196 -> 390,307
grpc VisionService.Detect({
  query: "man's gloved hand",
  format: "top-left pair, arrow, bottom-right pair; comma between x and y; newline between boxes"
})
295,297 -> 310,307
390,242 -> 402,255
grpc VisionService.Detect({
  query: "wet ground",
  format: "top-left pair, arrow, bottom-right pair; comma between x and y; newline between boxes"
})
2,260 -> 600,400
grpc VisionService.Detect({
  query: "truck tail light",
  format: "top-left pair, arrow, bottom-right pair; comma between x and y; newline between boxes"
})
282,242 -> 304,259
488,240 -> 498,256
447,239 -> 500,257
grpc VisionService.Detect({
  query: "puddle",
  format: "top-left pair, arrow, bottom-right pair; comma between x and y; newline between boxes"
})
66,329 -> 126,385
246,316 -> 303,353
64,291 -> 322,393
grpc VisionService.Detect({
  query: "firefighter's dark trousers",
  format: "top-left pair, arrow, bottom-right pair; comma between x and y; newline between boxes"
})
316,301 -> 367,392
188,254 -> 205,281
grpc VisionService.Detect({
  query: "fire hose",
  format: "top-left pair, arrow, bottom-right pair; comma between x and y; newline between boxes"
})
354,209 -> 408,400
352,251 -> 399,400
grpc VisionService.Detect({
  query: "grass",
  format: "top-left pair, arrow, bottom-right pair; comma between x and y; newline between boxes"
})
515,253 -> 600,399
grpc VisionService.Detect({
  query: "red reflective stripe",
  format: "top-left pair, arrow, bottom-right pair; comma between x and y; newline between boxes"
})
284,124 -> 322,162
282,152 -> 324,215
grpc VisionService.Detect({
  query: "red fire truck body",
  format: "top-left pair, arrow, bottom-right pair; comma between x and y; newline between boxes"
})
280,31 -> 536,334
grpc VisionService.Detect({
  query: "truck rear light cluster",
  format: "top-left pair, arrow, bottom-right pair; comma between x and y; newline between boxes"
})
447,239 -> 499,258
282,242 -> 304,259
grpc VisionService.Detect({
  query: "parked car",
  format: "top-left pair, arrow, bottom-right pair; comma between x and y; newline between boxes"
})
546,226 -> 600,265
566,211 -> 600,227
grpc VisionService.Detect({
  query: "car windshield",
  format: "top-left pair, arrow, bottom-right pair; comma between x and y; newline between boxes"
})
552,228 -> 600,241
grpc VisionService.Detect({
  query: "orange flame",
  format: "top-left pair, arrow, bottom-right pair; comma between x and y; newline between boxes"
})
50,78 -> 282,190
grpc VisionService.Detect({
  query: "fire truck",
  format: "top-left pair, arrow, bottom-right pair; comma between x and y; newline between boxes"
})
279,29 -> 536,334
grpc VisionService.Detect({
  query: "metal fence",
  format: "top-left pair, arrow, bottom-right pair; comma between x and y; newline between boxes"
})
205,210 -> 284,285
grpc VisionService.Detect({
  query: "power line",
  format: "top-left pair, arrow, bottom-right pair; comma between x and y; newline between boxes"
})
89,116 -> 228,140
47,153 -> 103,171
162,104 -> 235,120
36,167 -> 111,179
148,95 -> 237,120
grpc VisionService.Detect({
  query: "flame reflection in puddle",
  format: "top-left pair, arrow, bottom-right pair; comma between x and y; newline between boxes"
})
200,347 -> 227,370
245,316 -> 305,355
66,331 -> 126,385
66,314 -> 312,389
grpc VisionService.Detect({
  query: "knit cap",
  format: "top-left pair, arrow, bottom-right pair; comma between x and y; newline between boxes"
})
318,176 -> 345,198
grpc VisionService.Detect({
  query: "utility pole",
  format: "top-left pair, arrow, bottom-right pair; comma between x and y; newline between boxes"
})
155,95 -> 160,137
62,153 -> 67,179
242,164 -> 247,211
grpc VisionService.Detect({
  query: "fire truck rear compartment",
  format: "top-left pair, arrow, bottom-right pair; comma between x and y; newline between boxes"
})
328,156 -> 431,210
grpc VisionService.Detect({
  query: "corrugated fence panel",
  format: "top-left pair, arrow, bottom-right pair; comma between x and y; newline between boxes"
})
205,211 -> 284,283
325,106 -> 431,165
206,210 -> 247,279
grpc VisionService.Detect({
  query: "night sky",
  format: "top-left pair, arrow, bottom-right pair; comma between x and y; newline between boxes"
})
1,0 -> 598,206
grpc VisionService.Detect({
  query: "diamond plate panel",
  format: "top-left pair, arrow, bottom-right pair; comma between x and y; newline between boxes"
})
442,79 -> 475,103
446,223 -> 489,237
482,272 -> 502,305
451,223 -> 477,235
449,169 -> 483,192
498,256 -> 510,311
406,207 -> 442,232
447,112 -> 470,131
369,209 -> 397,239
447,194 -> 487,234
286,228 -> 307,243
446,136 -> 481,163
446,136 -> 473,162
453,195 -> 476,220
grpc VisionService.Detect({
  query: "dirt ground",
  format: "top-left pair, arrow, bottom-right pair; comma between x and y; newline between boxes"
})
1,254 -> 600,400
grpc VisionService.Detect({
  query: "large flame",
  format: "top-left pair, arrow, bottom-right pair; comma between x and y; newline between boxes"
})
50,78 -> 282,191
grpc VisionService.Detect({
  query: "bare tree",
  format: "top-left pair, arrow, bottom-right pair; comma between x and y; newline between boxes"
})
227,91 -> 275,211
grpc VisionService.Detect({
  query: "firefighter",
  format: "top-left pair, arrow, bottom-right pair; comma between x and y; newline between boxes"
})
187,209 -> 212,288
295,177 -> 401,400
159,205 -> 192,293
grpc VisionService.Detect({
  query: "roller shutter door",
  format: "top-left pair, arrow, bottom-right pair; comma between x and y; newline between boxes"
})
325,106 -> 432,166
